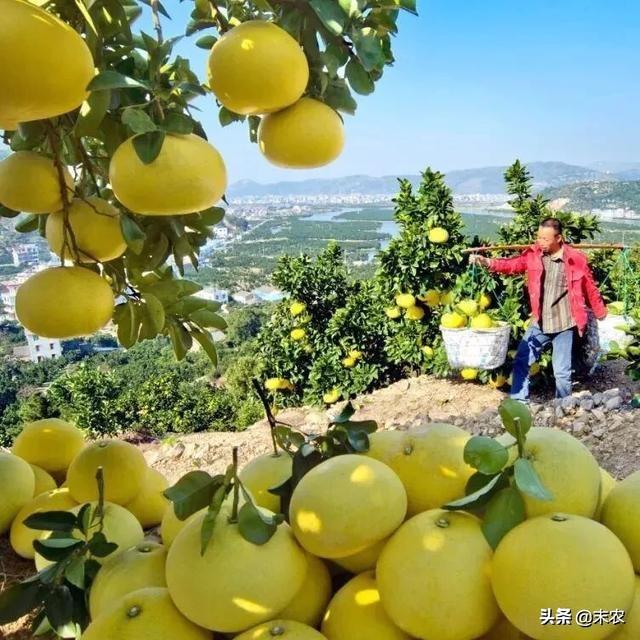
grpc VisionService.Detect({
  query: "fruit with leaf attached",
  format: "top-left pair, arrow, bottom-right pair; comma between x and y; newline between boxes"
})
441,312 -> 466,329
385,306 -> 402,319
428,227 -> 449,244
289,455 -> 407,559
10,488 -> 76,559
0,0 -> 95,129
366,423 -> 474,516
259,98 -> 344,169
207,21 -> 309,116
405,305 -> 425,321
12,418 -> 85,475
0,151 -> 73,214
322,571 -> 412,640
491,514 -> 635,640
377,510 -> 499,639
461,368 -> 479,380
46,197 -> 127,263
0,451 -> 35,535
67,439 -> 148,506
166,507 -> 307,632
239,452 -> 292,513
15,266 -> 114,339
109,133 -> 227,215
124,468 -> 170,529
470,313 -> 494,329
395,293 -> 415,309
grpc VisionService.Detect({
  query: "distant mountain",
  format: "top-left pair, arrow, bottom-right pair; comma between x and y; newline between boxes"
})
543,180 -> 640,213
228,162 -> 614,198
587,161 -> 640,180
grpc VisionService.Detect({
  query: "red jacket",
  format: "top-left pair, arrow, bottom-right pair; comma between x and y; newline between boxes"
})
488,244 -> 607,335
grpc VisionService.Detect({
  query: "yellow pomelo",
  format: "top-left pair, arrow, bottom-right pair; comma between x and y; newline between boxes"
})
323,389 -> 341,405
46,197 -> 126,263
367,424 -> 474,516
109,133 -> 227,215
291,328 -> 306,340
348,350 -> 362,360
0,151 -> 73,214
239,452 -> 292,513
0,451 -> 35,534
67,439 -> 147,506
208,20 -> 308,116
491,514 -> 635,640
0,0 -> 94,128
322,571 -> 411,640
289,454 -> 407,559
82,587 -> 209,640
421,345 -> 434,358
405,305 -> 425,321
290,301 -> 307,316
428,227 -> 449,243
35,501 -> 144,571
499,427 -> 600,518
279,552 -> 332,628
461,368 -> 479,380
418,289 -> 440,307
258,98 -> 344,169
395,293 -> 416,309
30,465 -> 57,496
124,468 -> 170,529
378,509 -> 499,640
480,617 -> 529,639
601,470 -> 640,571
234,620 -> 327,640
12,418 -> 85,474
16,266 -> 114,339
609,577 -> 640,639
478,293 -> 492,310
341,356 -> 355,368
160,507 -> 204,549
385,306 -> 402,319
166,508 -> 307,632
458,299 -> 479,316
595,467 -> 617,520
89,541 -> 168,620
333,537 -> 388,573
471,313 -> 494,329
10,488 -> 76,559
441,312 -> 466,328
440,290 -> 454,305
529,362 -> 541,376
489,373 -> 507,389
266,377 -> 284,391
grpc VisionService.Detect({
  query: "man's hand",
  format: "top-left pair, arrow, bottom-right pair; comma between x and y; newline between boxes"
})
469,254 -> 490,268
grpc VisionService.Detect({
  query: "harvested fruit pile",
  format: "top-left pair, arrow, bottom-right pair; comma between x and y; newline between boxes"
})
1,402 -> 639,640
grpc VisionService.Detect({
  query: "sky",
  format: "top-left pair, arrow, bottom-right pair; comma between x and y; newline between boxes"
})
44,2 -> 640,183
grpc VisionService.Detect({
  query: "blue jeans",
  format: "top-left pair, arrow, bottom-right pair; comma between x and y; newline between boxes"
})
511,324 -> 575,401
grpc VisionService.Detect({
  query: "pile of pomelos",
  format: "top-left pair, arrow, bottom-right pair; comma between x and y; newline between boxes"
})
2,413 -> 639,640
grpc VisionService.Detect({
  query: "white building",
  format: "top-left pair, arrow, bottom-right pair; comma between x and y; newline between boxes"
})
232,291 -> 258,305
0,279 -> 22,318
12,244 -> 39,267
25,331 -> 62,362
200,287 -> 229,303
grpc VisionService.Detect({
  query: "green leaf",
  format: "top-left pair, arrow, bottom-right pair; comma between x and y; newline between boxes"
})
0,204 -> 20,218
219,107 -> 246,127
338,0 -> 359,17
132,130 -> 166,164
195,35 -> 218,49
75,504 -> 92,536
352,28 -> 386,71
308,0 -> 346,35
345,428 -> 369,452
143,293 -> 165,333
73,0 -> 98,36
64,557 -> 86,590
442,471 -> 508,511
514,459 -> 554,502
161,112 -> 194,135
323,82 -> 357,115
88,532 -> 118,558
238,502 -> 283,545
397,0 -> 418,14
481,488 -> 525,550
74,90 -> 110,137
199,207 -> 225,226
342,419 -> 377,434
87,70 -> 147,91
0,581 -> 44,625
164,470 -> 217,520
248,116 -> 260,144
464,437 -> 510,475
122,108 -> 157,134
44,585 -> 74,631
333,401 -> 356,423
33,537 -> 83,563
23,511 -> 77,532
121,215 -> 146,254
116,301 -> 140,349
465,471 -> 500,495
199,481 -> 229,555
190,309 -> 227,330
498,399 -> 532,438
191,328 -> 219,366
345,58 -> 374,95
15,214 -> 39,233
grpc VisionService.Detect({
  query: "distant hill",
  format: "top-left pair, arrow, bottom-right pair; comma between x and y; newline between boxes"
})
228,162 -> 614,198
587,161 -> 640,180
543,180 -> 640,213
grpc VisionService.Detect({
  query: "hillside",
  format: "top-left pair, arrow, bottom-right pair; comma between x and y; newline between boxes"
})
543,180 -> 640,213
227,161 -> 613,198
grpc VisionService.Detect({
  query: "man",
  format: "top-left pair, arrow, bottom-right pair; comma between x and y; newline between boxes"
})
470,218 -> 607,401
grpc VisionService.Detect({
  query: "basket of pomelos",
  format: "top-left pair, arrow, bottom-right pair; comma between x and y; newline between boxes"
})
440,297 -> 510,370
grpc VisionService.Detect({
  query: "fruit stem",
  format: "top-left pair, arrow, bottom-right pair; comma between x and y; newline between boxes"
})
514,417 -> 525,459
230,446 -> 240,523
252,378 -> 280,457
